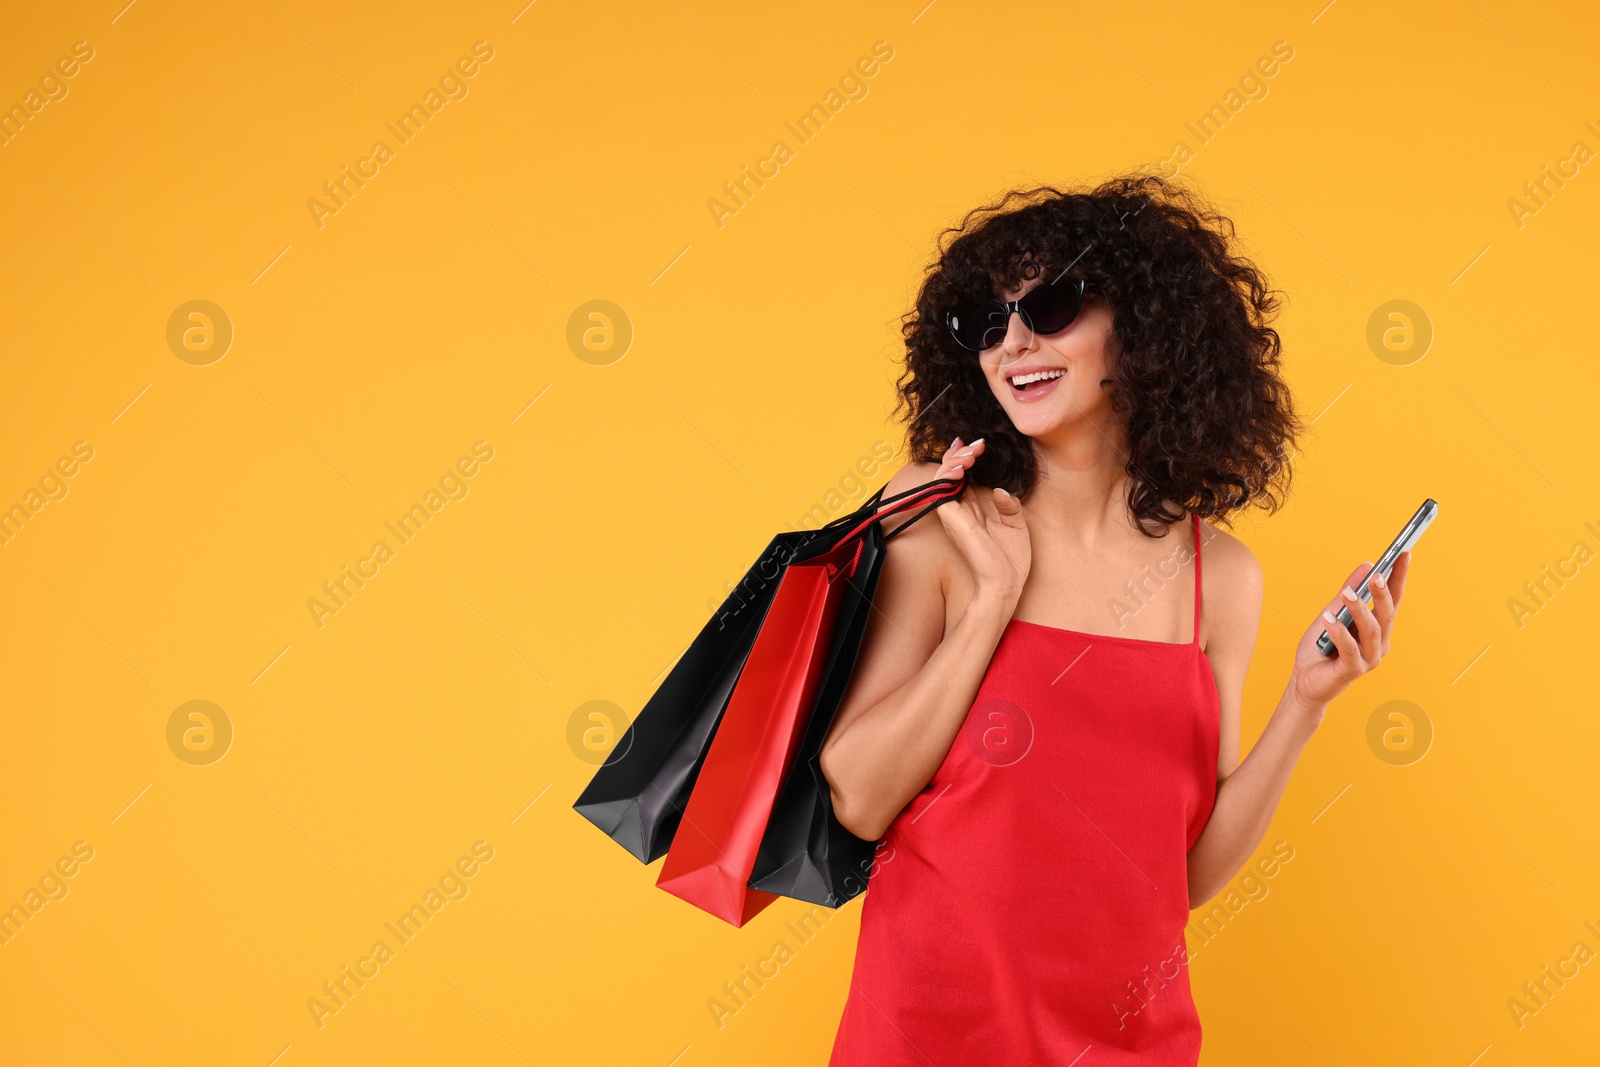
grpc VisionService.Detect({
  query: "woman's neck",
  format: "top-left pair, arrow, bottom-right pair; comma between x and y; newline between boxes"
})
1025,420 -> 1137,544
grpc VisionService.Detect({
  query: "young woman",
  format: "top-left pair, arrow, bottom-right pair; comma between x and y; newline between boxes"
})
818,174 -> 1412,1065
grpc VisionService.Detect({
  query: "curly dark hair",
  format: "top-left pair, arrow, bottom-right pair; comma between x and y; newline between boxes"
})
893,172 -> 1300,537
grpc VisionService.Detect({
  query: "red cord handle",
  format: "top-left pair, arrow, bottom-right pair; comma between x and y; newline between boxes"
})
820,477 -> 965,582
831,476 -> 963,549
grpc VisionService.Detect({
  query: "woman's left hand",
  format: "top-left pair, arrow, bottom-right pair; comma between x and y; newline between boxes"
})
1288,551 -> 1412,710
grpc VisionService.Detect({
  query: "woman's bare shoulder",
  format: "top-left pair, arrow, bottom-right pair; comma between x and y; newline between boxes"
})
883,459 -> 944,495
1198,520 -> 1263,588
850,460 -> 964,653
1196,518 -> 1264,648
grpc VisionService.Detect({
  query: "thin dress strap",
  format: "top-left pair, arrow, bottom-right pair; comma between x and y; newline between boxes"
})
1191,512 -> 1203,646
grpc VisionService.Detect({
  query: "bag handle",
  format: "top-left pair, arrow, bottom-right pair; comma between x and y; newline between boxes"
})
812,485 -> 890,537
812,476 -> 965,584
829,476 -> 964,550
810,471 -> 960,538
883,483 -> 961,541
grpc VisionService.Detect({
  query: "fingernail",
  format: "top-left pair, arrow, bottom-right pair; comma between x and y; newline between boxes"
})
1341,586 -> 1359,602
970,438 -> 985,447
1371,572 -> 1386,589
1322,610 -> 1339,625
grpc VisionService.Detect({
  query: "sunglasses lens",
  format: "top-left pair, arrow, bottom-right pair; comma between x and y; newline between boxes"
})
978,308 -> 1011,350
948,305 -> 1011,350
1021,277 -> 1086,334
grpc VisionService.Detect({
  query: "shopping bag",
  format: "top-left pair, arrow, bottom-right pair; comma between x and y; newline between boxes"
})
655,478 -> 961,925
571,477 -> 949,863
571,527 -> 813,863
746,520 -> 888,908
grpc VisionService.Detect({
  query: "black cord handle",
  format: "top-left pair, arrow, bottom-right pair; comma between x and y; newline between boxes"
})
822,477 -> 965,550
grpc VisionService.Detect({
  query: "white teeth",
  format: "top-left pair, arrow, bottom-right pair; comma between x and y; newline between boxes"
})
1008,369 -> 1065,387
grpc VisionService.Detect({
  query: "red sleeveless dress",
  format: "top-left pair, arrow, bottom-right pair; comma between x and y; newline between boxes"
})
830,512 -> 1220,1066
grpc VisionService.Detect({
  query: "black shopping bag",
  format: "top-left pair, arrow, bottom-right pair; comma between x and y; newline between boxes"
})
572,527 -> 810,863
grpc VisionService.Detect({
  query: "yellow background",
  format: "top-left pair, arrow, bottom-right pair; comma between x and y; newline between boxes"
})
2,0 -> 1596,1063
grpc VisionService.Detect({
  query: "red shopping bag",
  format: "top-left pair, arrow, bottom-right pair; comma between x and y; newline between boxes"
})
654,533 -> 863,926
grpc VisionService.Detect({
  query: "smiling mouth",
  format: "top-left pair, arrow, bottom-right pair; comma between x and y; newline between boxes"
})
1006,368 -> 1065,397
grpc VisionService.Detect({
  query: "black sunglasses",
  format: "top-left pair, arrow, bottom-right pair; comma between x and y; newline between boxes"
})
944,275 -> 1093,352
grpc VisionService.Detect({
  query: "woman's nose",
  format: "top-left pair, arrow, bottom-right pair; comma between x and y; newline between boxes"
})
998,312 -> 1035,357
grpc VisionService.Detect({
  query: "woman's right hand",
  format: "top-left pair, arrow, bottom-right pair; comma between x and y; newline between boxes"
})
933,437 -> 1032,613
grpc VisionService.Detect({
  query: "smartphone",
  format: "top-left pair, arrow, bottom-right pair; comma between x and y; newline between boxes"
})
1316,499 -> 1437,657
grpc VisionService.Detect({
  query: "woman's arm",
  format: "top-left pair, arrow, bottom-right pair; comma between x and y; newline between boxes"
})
1186,549 -> 1412,907
819,441 -> 1031,842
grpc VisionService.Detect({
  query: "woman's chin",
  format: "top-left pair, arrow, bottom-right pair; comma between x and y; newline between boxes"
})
1002,399 -> 1074,437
